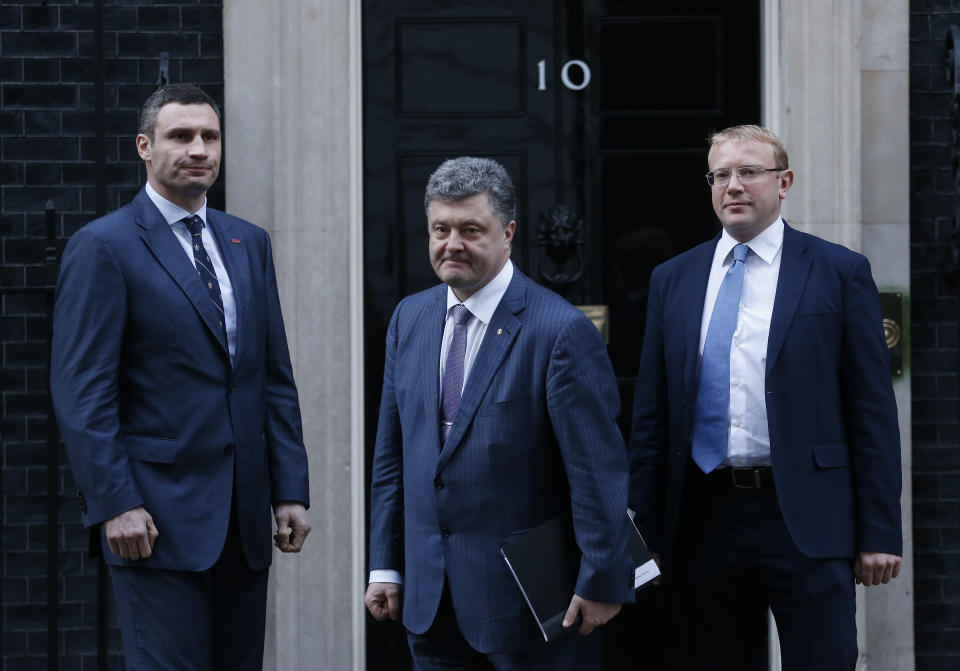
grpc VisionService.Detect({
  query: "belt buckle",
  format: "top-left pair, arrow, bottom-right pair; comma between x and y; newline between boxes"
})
730,468 -> 760,489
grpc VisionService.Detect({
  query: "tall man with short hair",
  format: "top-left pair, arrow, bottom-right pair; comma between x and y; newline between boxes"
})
629,124 -> 902,670
51,84 -> 311,670
365,157 -> 634,669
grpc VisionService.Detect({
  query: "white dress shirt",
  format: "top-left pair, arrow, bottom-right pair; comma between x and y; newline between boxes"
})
145,182 -> 237,362
698,217 -> 784,467
438,259 -> 514,397
370,260 -> 515,586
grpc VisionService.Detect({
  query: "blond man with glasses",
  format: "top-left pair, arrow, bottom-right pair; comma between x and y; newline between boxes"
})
629,125 -> 902,670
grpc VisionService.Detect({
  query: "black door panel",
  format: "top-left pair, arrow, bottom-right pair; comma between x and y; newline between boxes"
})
363,2 -> 760,668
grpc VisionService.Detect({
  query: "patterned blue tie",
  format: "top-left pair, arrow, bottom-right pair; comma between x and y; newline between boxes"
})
692,243 -> 749,473
440,304 -> 472,443
183,215 -> 228,343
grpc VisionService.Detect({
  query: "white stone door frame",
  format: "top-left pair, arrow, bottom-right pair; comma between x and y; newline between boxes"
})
223,1 -> 911,669
223,1 -> 367,669
762,1 -> 913,669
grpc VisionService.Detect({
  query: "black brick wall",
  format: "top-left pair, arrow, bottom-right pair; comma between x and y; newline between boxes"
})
1,2 -> 224,669
911,2 -> 960,669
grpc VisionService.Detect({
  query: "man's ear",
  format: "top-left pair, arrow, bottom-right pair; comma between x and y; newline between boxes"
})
504,220 -> 517,247
778,169 -> 794,200
135,133 -> 151,162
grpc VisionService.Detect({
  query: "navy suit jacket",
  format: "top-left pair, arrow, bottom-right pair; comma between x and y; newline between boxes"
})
51,188 -> 310,572
368,268 -> 634,654
629,223 -> 902,564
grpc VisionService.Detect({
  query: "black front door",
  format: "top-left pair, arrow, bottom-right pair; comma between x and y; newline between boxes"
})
362,2 -> 761,668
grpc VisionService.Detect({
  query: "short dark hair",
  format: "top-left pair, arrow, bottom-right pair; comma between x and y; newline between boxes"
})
138,84 -> 221,140
424,157 -> 517,227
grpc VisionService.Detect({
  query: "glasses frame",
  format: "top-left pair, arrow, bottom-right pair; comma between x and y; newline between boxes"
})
705,165 -> 786,188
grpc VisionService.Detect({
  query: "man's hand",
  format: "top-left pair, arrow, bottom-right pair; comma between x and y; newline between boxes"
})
854,552 -> 901,586
274,502 -> 311,552
104,506 -> 158,560
365,582 -> 402,621
562,595 -> 621,635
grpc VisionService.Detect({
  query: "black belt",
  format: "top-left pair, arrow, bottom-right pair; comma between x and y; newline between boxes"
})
706,466 -> 774,489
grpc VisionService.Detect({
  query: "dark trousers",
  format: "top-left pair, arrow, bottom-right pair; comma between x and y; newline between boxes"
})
674,465 -> 858,671
109,500 -> 269,671
408,581 -> 602,671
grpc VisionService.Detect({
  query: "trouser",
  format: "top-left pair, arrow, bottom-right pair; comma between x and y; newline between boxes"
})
674,464 -> 858,671
408,580 -> 603,671
109,498 -> 269,671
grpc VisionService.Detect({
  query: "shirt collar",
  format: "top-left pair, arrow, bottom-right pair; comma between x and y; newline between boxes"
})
446,259 -> 514,326
145,181 -> 208,228
716,216 -> 784,266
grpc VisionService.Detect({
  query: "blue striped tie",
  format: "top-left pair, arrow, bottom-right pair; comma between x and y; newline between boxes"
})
183,215 -> 228,343
691,243 -> 749,473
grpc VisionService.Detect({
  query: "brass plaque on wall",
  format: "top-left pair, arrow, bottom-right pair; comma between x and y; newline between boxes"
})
880,292 -> 903,378
577,305 -> 610,345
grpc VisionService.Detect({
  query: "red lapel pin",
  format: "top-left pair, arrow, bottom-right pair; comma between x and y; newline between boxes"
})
231,238 -> 241,244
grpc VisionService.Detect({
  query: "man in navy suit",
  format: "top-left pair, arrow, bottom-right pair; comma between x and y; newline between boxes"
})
50,84 -> 311,670
364,157 -> 635,669
629,125 -> 902,670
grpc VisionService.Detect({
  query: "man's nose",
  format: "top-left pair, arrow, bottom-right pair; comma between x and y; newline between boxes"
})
186,135 -> 207,156
446,230 -> 465,249
725,171 -> 745,192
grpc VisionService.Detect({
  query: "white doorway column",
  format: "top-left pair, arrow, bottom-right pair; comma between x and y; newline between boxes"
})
223,1 -> 366,670
764,0 -> 914,668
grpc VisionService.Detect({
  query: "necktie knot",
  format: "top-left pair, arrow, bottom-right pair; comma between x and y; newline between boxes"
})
732,243 -> 748,263
452,304 -> 472,327
183,215 -> 204,237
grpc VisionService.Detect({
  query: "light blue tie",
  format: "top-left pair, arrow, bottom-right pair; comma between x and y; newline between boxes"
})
692,243 -> 749,473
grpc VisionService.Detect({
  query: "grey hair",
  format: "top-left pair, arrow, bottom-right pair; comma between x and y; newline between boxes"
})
138,84 -> 221,140
424,157 -> 517,227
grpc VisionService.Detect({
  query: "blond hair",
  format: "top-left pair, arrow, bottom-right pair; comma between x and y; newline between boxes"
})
708,125 -> 789,169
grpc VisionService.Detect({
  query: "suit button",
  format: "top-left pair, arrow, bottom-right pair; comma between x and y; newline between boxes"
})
441,527 -> 452,537
228,383 -> 235,393
224,444 -> 234,453
434,477 -> 445,489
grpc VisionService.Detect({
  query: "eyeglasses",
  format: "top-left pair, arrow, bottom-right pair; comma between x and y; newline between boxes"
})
705,165 -> 786,187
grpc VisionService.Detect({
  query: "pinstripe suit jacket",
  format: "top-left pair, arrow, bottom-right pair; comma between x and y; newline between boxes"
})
368,269 -> 634,653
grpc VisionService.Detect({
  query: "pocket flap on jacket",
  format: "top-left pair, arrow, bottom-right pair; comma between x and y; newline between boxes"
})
123,434 -> 178,463
813,442 -> 850,468
478,392 -> 532,417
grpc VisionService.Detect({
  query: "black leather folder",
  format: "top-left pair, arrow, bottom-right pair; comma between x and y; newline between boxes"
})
500,513 -> 659,642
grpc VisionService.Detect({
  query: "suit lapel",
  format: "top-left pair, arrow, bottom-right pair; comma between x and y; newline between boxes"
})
766,223 -> 812,376
682,239 -> 718,400
208,211 -> 251,366
420,288 -> 447,451
437,274 -> 524,472
133,190 -> 230,358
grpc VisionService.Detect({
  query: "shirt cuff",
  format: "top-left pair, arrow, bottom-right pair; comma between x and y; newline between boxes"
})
369,569 -> 403,585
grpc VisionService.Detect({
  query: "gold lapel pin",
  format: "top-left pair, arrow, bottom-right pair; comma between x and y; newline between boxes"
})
497,328 -> 503,335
